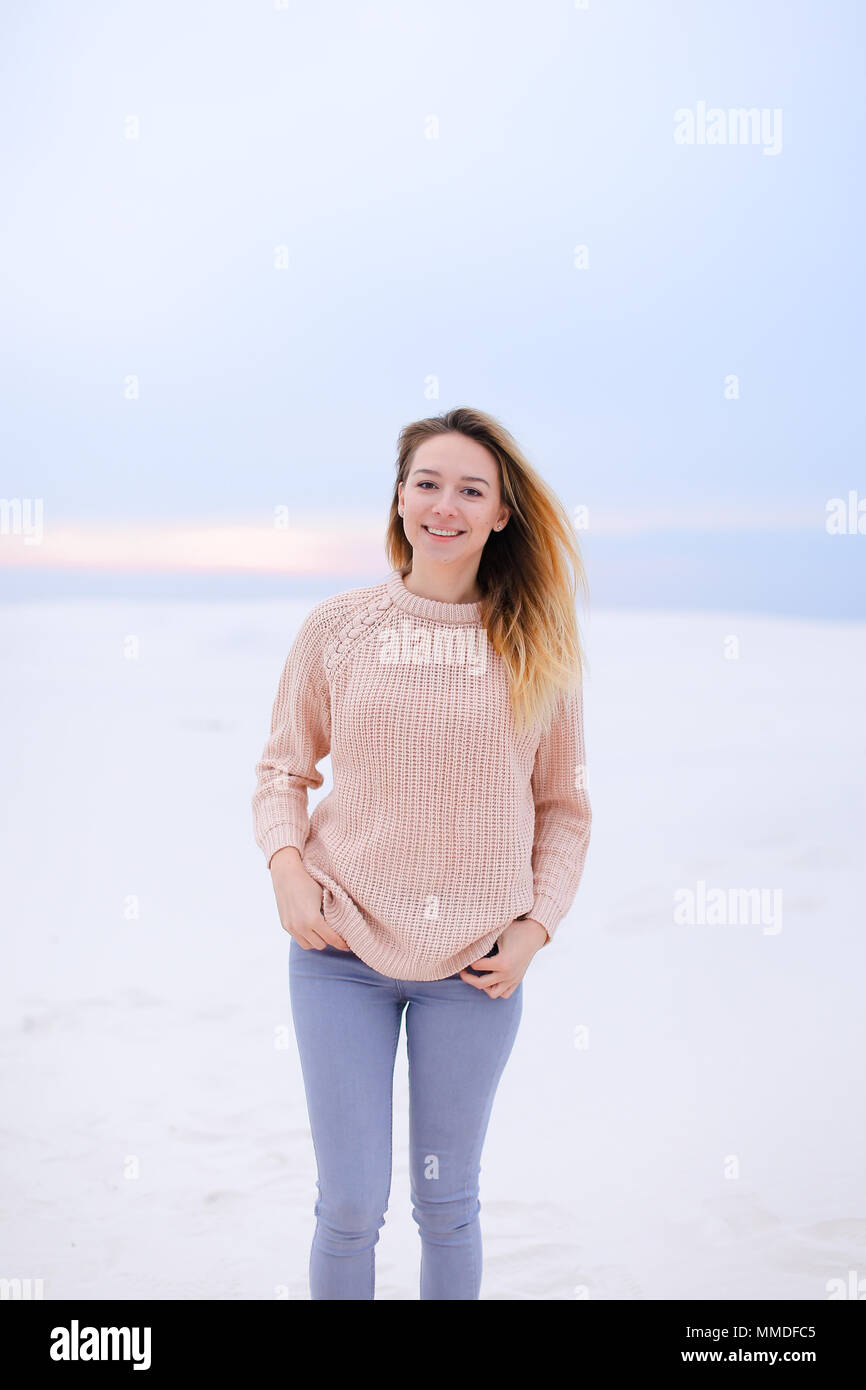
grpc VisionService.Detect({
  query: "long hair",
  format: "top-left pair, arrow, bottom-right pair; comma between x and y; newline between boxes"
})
384,406 -> 589,735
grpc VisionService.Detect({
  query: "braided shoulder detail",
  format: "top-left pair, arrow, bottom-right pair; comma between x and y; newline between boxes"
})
322,590 -> 394,678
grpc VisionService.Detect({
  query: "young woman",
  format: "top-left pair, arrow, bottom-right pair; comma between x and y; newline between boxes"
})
252,406 -> 592,1300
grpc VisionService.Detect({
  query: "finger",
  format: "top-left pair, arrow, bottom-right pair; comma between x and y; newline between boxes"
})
315,929 -> 351,950
324,933 -> 351,950
297,925 -> 345,950
294,930 -> 326,949
318,898 -> 349,950
461,969 -> 507,995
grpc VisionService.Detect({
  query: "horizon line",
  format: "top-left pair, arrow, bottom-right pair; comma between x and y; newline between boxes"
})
0,506 -> 833,573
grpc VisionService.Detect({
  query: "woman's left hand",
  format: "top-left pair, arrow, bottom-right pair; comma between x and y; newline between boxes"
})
459,918 -> 549,999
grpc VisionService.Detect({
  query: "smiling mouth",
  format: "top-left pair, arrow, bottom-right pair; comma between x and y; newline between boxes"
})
423,525 -> 465,537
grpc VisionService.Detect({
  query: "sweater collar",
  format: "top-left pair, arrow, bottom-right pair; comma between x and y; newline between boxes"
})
385,568 -> 483,625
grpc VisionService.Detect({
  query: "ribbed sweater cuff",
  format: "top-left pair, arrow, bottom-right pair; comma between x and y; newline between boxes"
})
524,892 -> 566,944
261,823 -> 308,870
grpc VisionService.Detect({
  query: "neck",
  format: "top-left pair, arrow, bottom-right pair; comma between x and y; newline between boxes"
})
401,559 -> 483,606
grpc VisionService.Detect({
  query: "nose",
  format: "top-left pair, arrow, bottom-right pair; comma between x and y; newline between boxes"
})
431,495 -> 461,518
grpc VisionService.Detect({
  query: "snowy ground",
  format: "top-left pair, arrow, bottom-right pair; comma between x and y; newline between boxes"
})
2,595 -> 864,1300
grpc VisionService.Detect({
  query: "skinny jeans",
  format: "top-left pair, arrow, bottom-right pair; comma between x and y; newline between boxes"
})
288,936 -> 523,1299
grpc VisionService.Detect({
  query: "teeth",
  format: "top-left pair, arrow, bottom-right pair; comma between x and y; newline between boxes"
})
426,526 -> 461,536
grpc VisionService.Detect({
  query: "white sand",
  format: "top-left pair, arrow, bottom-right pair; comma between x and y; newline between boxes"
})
2,597 -> 864,1299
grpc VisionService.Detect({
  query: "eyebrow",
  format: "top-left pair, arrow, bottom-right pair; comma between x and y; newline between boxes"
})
411,468 -> 490,485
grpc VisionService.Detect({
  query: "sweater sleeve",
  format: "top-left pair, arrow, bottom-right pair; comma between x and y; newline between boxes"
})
252,607 -> 331,870
522,679 -> 592,944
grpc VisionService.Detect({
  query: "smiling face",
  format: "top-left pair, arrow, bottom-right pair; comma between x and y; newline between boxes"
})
397,432 -> 510,574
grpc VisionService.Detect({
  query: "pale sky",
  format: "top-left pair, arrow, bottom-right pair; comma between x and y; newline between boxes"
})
1,0 -> 863,615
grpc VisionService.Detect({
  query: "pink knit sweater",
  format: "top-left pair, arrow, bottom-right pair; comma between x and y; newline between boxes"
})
252,568 -> 592,980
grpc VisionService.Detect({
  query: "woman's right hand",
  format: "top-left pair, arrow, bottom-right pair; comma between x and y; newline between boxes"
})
269,846 -> 351,950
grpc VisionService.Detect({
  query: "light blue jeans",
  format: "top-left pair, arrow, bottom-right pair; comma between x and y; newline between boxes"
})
288,934 -> 523,1299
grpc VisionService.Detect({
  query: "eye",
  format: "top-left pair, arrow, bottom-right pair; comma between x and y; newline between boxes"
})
415,481 -> 483,497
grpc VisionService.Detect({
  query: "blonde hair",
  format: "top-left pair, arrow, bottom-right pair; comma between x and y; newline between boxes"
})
384,406 -> 590,735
